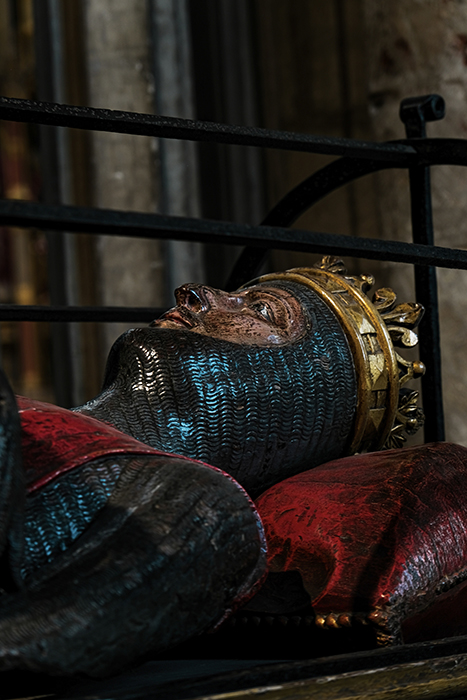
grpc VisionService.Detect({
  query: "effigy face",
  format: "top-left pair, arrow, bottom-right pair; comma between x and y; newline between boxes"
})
151,282 -> 307,345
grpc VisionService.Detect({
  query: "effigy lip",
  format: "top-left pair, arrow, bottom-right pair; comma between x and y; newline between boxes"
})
151,308 -> 196,329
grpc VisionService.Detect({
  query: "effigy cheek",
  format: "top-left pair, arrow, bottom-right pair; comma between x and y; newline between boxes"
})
192,313 -> 288,346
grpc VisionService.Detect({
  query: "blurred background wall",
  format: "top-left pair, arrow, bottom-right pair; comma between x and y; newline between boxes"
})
0,0 -> 466,444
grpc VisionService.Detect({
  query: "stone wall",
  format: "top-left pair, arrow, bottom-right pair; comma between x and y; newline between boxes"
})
364,0 -> 467,444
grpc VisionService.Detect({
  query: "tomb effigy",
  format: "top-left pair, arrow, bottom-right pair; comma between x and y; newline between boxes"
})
1,256 -> 465,677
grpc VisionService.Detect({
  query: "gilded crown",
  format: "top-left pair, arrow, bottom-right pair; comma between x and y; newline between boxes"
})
255,256 -> 425,454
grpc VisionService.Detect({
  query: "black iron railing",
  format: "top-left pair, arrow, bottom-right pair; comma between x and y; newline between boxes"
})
0,96 -> 417,160
0,93 -> 463,441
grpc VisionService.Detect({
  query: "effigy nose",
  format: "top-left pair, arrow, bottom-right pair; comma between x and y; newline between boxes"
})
175,284 -> 212,312
176,284 -> 243,313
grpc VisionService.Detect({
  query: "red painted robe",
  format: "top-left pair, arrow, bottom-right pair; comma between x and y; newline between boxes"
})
17,396 -> 164,494
14,396 -> 266,620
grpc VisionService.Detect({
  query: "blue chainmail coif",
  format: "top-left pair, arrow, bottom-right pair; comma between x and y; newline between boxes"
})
77,281 -> 358,497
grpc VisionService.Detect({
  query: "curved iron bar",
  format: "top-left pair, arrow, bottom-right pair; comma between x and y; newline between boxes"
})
226,137 -> 467,290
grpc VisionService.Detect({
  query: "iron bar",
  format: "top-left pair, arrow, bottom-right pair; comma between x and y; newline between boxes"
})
0,96 -> 418,162
4,198 -> 467,271
0,305 -> 165,323
400,95 -> 445,442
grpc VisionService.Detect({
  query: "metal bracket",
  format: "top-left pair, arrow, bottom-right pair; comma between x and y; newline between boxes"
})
400,94 -> 445,138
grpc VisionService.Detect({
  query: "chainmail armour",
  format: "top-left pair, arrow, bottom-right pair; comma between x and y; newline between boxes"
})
76,282 -> 359,497
22,458 -> 122,580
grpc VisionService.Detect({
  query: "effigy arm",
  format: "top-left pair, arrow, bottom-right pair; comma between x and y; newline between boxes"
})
0,454 -> 266,677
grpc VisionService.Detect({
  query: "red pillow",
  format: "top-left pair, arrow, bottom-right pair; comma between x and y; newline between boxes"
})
255,443 -> 467,645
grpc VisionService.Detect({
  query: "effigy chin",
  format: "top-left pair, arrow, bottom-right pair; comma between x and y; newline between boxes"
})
0,255 -> 465,676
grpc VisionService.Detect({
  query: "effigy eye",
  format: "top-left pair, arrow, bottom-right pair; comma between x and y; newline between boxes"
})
186,291 -> 202,312
251,301 -> 272,322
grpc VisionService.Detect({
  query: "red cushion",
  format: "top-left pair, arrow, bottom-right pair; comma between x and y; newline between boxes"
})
255,443 -> 467,644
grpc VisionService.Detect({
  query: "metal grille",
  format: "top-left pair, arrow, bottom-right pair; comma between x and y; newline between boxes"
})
0,93 -> 461,441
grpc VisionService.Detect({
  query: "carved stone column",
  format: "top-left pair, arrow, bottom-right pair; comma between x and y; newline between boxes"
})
83,0 -> 165,358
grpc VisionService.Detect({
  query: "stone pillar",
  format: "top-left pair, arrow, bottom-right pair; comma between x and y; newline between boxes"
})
364,0 -> 467,444
149,0 -> 205,294
83,0 -> 165,357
